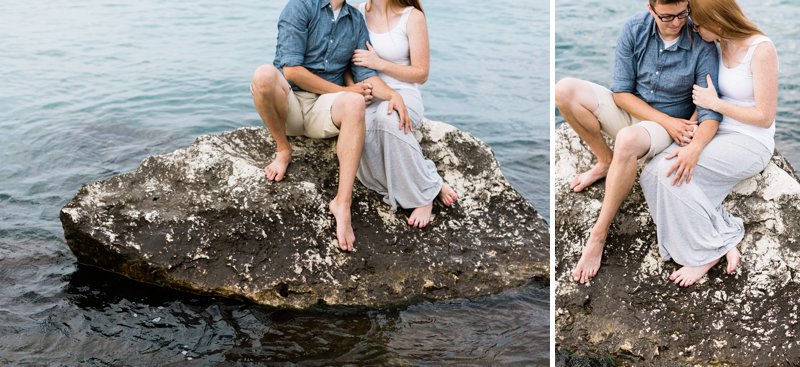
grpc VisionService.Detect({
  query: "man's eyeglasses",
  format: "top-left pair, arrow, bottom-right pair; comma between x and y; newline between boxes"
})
652,8 -> 690,22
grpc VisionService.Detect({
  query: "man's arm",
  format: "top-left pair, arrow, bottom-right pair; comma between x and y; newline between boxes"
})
284,66 -> 369,96
613,92 -> 697,145
609,16 -> 696,145
275,2 -> 369,98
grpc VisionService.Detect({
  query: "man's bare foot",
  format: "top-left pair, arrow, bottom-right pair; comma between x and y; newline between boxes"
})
439,183 -> 458,206
669,258 -> 721,287
408,203 -> 433,228
725,247 -> 741,275
265,150 -> 292,181
572,231 -> 606,284
329,198 -> 355,251
570,162 -> 610,192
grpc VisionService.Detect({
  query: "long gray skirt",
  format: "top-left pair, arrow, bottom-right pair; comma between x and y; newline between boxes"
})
356,89 -> 442,210
640,130 -> 772,266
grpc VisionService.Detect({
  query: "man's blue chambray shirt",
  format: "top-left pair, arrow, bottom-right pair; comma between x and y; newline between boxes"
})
610,11 -> 723,123
273,0 -> 377,92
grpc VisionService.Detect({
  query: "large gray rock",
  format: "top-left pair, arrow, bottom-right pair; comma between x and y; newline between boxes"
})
61,120 -> 548,308
555,124 -> 800,366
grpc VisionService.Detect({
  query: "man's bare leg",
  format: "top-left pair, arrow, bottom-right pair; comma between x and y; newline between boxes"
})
329,92 -> 366,251
572,126 -> 651,283
252,65 -> 293,181
555,78 -> 613,192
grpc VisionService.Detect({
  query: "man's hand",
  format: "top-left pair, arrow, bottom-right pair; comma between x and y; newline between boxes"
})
665,143 -> 702,186
388,92 -> 412,133
664,118 -> 698,146
345,82 -> 373,104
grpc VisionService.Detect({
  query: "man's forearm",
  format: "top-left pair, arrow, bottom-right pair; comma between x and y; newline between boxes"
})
284,66 -> 345,94
613,92 -> 675,126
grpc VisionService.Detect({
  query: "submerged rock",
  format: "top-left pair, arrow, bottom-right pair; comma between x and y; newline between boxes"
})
555,124 -> 800,365
61,120 -> 548,308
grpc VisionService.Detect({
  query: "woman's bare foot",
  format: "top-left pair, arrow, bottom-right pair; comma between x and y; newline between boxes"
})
669,258 -> 721,287
572,231 -> 606,284
725,247 -> 741,275
408,203 -> 433,228
438,183 -> 458,206
570,162 -> 610,192
329,198 -> 355,251
265,150 -> 292,181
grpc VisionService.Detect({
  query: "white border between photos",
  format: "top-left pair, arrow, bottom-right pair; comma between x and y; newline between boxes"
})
549,0 -> 556,365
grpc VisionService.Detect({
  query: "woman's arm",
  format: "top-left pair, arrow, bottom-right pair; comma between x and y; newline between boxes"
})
353,9 -> 429,84
692,42 -> 778,128
665,119 -> 720,186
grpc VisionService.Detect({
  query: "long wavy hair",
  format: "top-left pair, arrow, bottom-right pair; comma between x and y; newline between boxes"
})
365,0 -> 424,14
690,0 -> 763,40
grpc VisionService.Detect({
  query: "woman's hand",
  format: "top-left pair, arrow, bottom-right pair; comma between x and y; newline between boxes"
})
664,143 -> 702,186
692,74 -> 722,111
388,92 -> 412,133
353,42 -> 385,71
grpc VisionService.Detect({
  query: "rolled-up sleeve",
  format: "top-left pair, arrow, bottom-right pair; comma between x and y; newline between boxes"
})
351,21 -> 378,82
695,42 -> 723,123
275,0 -> 309,67
610,19 -> 637,94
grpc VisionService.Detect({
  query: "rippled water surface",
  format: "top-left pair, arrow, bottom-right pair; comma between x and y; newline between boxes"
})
556,0 -> 800,168
0,0 -> 549,365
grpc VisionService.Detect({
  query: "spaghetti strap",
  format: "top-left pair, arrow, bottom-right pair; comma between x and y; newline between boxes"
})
398,6 -> 413,31
743,36 -> 772,64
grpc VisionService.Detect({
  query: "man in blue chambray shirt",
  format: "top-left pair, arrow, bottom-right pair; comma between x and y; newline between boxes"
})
554,0 -> 722,284
251,0 -> 411,252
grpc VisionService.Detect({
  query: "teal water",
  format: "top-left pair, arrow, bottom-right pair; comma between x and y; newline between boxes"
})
556,0 -> 800,168
0,0 -> 549,365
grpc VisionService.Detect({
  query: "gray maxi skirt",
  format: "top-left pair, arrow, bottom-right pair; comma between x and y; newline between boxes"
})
356,89 -> 442,210
640,130 -> 772,266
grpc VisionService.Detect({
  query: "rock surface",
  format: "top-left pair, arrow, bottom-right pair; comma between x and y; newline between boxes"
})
555,124 -> 800,366
61,120 -> 548,308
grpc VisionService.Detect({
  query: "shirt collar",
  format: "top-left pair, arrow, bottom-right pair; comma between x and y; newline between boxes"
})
648,16 -> 692,51
320,0 -> 351,17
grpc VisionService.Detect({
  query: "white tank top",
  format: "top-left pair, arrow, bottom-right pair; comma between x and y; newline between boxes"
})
716,35 -> 776,153
357,4 -> 421,98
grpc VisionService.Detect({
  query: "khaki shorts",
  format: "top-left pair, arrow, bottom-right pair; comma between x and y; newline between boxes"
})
251,83 -> 342,139
588,82 -> 673,159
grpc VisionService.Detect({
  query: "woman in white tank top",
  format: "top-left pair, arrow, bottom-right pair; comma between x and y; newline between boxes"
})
348,0 -> 458,228
639,0 -> 778,287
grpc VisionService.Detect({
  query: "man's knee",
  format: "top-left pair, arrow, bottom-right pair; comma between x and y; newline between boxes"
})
614,126 -> 650,159
556,78 -> 598,115
251,65 -> 283,96
555,77 -> 579,108
335,92 -> 366,123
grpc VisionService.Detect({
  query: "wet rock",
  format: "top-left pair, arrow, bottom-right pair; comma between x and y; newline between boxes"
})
555,124 -> 800,366
61,120 -> 548,308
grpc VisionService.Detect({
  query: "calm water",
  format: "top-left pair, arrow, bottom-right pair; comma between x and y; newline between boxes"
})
0,0 -> 549,365
556,0 -> 800,168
